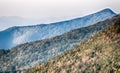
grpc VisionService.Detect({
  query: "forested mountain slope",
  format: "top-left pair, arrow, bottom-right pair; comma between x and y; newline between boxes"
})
0,8 -> 116,49
0,14 -> 119,72
27,15 -> 120,73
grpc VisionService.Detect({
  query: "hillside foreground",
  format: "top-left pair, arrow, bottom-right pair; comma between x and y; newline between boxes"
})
27,15 -> 120,73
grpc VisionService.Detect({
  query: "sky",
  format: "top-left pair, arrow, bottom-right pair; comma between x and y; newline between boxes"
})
0,0 -> 120,18
0,0 -> 120,31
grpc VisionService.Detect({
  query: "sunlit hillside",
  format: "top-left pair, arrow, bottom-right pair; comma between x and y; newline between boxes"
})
27,15 -> 120,73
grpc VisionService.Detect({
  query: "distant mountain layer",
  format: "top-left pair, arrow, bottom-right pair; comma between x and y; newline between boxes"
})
0,14 -> 119,72
0,8 -> 116,49
0,16 -> 64,31
27,15 -> 120,73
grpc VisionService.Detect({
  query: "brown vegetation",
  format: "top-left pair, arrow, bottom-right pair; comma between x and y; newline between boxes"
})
26,15 -> 120,73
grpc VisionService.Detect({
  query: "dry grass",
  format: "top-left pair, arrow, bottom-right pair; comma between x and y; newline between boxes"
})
26,17 -> 120,73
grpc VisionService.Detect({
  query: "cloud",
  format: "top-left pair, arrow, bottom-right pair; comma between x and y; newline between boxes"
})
12,29 -> 34,45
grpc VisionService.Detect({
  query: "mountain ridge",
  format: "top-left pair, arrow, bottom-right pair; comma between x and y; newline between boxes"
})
0,8 -> 115,32
0,8 -> 116,49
